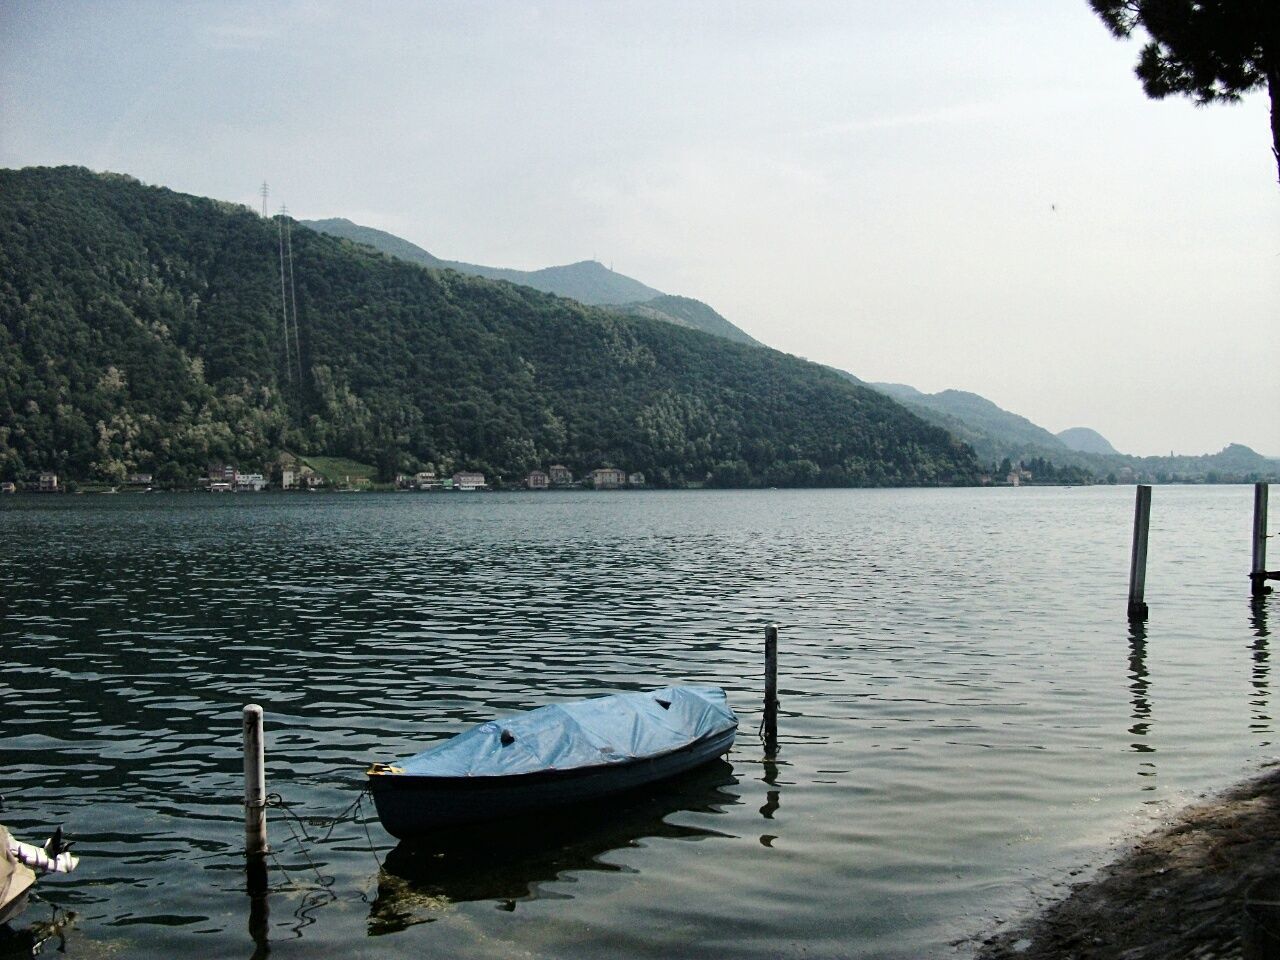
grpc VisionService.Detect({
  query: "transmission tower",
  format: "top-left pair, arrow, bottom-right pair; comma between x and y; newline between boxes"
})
260,182 -> 269,218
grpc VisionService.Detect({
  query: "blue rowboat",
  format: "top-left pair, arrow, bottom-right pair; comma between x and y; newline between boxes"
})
366,686 -> 737,837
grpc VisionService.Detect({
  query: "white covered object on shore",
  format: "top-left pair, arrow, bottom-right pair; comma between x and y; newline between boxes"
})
7,835 -> 78,875
0,825 -> 37,925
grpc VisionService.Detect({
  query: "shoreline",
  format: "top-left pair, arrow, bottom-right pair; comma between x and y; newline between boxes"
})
975,764 -> 1280,959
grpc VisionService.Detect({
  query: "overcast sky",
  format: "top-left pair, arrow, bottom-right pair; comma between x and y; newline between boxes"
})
3,1 -> 1276,456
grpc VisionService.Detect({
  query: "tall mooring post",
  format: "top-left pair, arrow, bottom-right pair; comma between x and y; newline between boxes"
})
1253,483 -> 1273,598
764,624 -> 779,752
243,704 -> 268,892
1128,485 -> 1152,619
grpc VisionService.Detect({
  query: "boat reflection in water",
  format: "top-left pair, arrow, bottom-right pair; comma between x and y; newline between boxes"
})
368,758 -> 739,935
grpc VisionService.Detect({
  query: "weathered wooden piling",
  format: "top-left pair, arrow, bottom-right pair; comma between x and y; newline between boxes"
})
764,624 -> 779,750
1128,485 -> 1152,619
1253,482 -> 1271,598
243,704 -> 268,860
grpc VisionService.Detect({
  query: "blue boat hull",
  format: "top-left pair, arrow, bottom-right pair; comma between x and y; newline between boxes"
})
369,726 -> 736,837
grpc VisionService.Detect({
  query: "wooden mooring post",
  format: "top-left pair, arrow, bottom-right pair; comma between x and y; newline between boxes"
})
1253,482 -> 1276,598
243,704 -> 268,892
764,624 -> 779,752
1127,485 -> 1152,620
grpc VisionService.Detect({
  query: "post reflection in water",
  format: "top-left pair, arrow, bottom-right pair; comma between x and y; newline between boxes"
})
367,760 -> 739,936
1126,619 -> 1157,787
247,882 -> 269,960
1250,598 -> 1271,741
759,757 -> 782,848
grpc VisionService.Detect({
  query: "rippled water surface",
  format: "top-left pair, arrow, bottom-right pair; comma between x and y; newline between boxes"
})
1,487 -> 1273,958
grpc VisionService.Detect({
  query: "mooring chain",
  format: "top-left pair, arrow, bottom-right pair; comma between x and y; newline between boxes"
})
264,792 -> 337,901
263,787 -> 368,844
261,786 -> 381,889
756,706 -> 781,740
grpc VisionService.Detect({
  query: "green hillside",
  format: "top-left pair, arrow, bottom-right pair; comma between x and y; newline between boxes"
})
303,217 -> 447,268
303,216 -> 759,345
616,294 -> 760,347
0,166 -> 979,489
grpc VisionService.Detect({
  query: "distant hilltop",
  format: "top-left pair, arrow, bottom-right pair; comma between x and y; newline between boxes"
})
1057,427 -> 1119,456
303,217 -> 761,348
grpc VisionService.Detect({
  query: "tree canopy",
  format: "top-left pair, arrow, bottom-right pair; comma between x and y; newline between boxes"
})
1088,0 -> 1279,183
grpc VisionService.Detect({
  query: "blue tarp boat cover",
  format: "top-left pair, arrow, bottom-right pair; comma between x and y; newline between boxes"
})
396,686 -> 737,778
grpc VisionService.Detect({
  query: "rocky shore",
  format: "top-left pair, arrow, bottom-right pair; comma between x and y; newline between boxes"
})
976,765 -> 1280,960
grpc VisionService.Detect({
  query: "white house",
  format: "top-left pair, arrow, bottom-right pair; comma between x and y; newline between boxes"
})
452,471 -> 486,491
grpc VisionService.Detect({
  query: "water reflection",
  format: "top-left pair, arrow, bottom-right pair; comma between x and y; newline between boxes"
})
1126,620 -> 1157,786
0,904 -> 75,958
759,758 -> 781,848
368,761 -> 738,936
1250,598 -> 1270,741
246,857 -> 269,960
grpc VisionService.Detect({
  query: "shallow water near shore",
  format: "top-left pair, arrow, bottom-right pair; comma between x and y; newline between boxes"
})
0,486 -> 1272,958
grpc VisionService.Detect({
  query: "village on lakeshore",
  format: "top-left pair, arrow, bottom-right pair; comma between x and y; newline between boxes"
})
1,457 -> 1262,496
0,462 -> 649,495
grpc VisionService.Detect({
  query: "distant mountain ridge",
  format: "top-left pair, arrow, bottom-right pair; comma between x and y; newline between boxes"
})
871,383 -> 1070,465
303,217 -> 760,347
867,382 -> 1276,482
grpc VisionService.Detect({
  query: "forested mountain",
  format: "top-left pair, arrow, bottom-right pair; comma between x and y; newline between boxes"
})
1057,427 -> 1119,456
303,217 -> 760,346
0,166 -> 978,488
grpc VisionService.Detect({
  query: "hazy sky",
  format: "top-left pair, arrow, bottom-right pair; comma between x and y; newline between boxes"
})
3,1 -> 1276,456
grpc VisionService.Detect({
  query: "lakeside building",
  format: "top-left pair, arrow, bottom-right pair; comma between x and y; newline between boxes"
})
414,471 -> 441,491
125,473 -> 153,486
452,471 -> 486,491
236,473 -> 267,492
526,470 -> 549,490
0,482 -> 15,494
209,481 -> 233,493
549,464 -> 574,487
208,464 -> 237,484
591,468 -> 626,490
38,472 -> 58,493
628,472 -> 646,487
281,469 -> 297,490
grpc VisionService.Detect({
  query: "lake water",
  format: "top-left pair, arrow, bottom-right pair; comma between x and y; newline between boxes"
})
0,486 -> 1272,958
